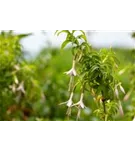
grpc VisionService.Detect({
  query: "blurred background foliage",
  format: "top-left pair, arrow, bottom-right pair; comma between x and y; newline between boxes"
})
0,30 -> 135,121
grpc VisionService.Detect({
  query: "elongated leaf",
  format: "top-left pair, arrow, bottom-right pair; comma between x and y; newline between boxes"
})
57,30 -> 70,36
75,39 -> 79,46
54,30 -> 59,35
61,40 -> 71,50
80,30 -> 86,36
72,30 -> 76,34
77,34 -> 87,42
66,34 -> 71,40
18,33 -> 32,39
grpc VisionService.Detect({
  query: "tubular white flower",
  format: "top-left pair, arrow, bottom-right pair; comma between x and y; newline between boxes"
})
115,87 -> 119,99
9,84 -> 16,93
64,60 -> 77,76
14,65 -> 20,71
123,90 -> 132,101
59,92 -> 74,108
72,93 -> 85,109
65,68 -> 77,76
119,85 -> 125,94
118,101 -> 124,116
16,81 -> 26,94
14,76 -> 19,85
118,68 -> 126,75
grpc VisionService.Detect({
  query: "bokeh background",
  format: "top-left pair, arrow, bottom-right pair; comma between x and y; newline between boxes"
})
0,30 -> 135,121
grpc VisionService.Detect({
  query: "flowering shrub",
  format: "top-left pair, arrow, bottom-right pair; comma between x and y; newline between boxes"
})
56,30 -> 125,120
1,30 -> 134,121
0,31 -> 45,120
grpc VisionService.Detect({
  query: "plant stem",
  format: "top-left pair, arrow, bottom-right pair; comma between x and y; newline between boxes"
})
103,101 -> 106,113
102,100 -> 107,121
68,76 -> 74,92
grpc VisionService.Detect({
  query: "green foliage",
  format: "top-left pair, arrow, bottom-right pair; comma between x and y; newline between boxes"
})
0,30 -> 135,121
57,30 -> 125,120
0,31 -> 44,120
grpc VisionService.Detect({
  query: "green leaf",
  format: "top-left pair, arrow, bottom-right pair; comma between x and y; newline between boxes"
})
72,30 -> 76,34
61,40 -> 71,50
91,65 -> 99,73
77,34 -> 87,42
57,30 -> 70,36
54,30 -> 59,35
66,34 -> 71,40
75,39 -> 79,46
81,42 -> 91,51
18,33 -> 32,39
80,30 -> 86,36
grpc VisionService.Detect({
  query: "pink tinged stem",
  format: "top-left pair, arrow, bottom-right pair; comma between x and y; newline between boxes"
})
76,109 -> 81,121
66,107 -> 72,116
118,101 -> 124,117
123,90 -> 132,101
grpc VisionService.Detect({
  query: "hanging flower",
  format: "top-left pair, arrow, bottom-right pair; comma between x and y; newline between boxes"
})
59,92 -> 74,107
114,86 -> 119,99
14,64 -> 20,71
72,93 -> 86,120
72,93 -> 85,109
9,84 -> 16,93
14,75 -> 19,85
65,68 -> 77,76
123,90 -> 132,101
118,101 -> 124,117
64,60 -> 77,76
118,68 -> 126,75
119,85 -> 125,94
16,81 -> 26,94
59,92 -> 74,116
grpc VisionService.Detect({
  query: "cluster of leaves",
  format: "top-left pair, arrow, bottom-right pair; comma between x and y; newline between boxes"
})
0,31 -> 45,120
56,30 -> 125,120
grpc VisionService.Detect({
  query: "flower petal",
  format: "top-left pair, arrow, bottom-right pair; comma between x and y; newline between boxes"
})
80,102 -> 85,109
115,88 -> 119,99
67,99 -> 73,107
59,101 -> 68,106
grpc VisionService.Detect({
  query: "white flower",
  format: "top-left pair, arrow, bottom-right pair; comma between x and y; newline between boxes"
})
118,101 -> 124,117
72,93 -> 85,109
72,93 -> 86,120
118,68 -> 126,75
65,68 -> 77,76
14,65 -> 20,71
115,87 -> 119,99
64,60 -> 77,76
123,90 -> 132,101
16,81 -> 26,94
14,76 -> 19,85
9,84 -> 16,93
119,85 -> 125,94
59,92 -> 74,108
